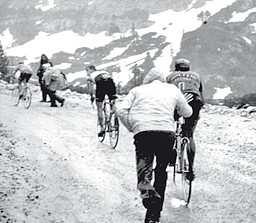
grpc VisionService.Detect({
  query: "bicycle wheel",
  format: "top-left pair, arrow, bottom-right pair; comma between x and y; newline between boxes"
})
180,138 -> 192,205
23,87 -> 32,109
109,113 -> 119,149
97,109 -> 107,143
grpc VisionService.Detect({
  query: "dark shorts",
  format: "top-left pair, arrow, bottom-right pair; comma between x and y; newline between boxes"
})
182,93 -> 204,137
95,77 -> 117,102
19,72 -> 32,83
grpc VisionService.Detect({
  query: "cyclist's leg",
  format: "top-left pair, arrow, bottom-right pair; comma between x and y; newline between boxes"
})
182,96 -> 203,177
95,80 -> 106,133
106,78 -> 117,112
18,74 -> 26,100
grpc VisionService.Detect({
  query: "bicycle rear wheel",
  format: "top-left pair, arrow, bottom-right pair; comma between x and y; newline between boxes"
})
109,113 -> 119,149
180,138 -> 192,205
23,87 -> 32,109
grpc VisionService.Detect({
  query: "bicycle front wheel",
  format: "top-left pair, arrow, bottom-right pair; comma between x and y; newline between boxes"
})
109,113 -> 119,149
23,87 -> 32,109
181,138 -> 192,205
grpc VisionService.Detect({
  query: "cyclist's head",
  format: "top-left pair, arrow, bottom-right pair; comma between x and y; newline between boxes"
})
143,67 -> 165,84
41,54 -> 49,62
175,58 -> 190,71
85,65 -> 96,73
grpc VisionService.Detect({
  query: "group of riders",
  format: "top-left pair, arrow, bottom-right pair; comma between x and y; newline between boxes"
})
12,54 -> 65,107
11,55 -> 204,223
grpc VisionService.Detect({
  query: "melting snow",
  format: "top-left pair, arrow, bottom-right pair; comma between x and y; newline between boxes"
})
228,7 -> 256,23
213,87 -> 232,100
0,28 -> 14,49
35,0 -> 56,11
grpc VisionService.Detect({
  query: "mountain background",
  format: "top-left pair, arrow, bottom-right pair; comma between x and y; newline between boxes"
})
0,0 -> 256,101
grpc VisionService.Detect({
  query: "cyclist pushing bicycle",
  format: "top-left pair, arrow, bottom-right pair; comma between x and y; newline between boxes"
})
166,58 -> 205,181
117,68 -> 192,223
12,61 -> 33,105
85,65 -> 117,137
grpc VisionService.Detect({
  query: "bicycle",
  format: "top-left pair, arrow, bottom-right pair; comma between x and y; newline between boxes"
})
97,97 -> 119,149
169,116 -> 192,205
11,83 -> 32,109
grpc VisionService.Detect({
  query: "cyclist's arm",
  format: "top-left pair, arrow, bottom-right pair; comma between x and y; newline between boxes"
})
176,88 -> 193,118
116,90 -> 135,132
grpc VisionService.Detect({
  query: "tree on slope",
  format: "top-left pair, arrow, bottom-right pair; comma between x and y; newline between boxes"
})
0,41 -> 9,80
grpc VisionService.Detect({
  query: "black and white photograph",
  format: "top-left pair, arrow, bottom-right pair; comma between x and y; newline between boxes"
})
0,0 -> 255,222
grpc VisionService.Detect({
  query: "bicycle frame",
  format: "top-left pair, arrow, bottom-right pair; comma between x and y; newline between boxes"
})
171,116 -> 192,205
97,97 -> 119,149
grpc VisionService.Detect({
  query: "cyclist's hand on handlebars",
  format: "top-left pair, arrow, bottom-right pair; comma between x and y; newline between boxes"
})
184,93 -> 193,103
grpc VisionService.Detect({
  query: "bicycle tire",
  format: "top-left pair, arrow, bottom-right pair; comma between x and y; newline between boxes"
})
23,87 -> 32,109
109,113 -> 119,149
181,138 -> 192,205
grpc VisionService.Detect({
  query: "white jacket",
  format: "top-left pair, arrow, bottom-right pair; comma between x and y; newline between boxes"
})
117,80 -> 192,135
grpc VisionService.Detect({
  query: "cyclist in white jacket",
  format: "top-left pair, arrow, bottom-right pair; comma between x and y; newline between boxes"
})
117,68 -> 192,223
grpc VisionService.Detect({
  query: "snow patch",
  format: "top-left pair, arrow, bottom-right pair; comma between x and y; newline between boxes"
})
6,31 -> 120,63
72,81 -> 81,87
0,28 -> 14,49
228,7 -> 256,23
135,0 -> 237,75
54,63 -> 72,70
242,36 -> 252,45
213,87 -> 232,100
103,46 -> 129,60
35,0 -> 56,11
36,20 -> 43,25
250,23 -> 256,33
88,1 -> 94,6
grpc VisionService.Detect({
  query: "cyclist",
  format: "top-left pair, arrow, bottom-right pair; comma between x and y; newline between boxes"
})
13,61 -> 33,104
86,75 -> 95,106
85,65 -> 117,137
117,68 -> 192,223
43,67 -> 65,107
166,58 -> 205,181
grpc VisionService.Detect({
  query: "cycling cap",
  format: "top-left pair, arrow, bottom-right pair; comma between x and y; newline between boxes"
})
175,58 -> 190,71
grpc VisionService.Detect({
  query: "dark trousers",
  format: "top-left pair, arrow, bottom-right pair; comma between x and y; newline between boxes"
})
134,131 -> 175,211
39,80 -> 49,101
48,90 -> 64,106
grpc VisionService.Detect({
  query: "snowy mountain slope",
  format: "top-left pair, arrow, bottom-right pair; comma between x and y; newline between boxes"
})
1,0 -> 256,98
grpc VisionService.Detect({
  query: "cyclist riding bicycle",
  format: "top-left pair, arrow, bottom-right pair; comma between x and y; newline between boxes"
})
166,58 -> 204,181
13,61 -> 33,103
85,65 -> 117,137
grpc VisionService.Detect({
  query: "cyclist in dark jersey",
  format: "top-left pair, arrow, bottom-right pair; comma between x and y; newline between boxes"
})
166,58 -> 204,181
85,65 -> 117,137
